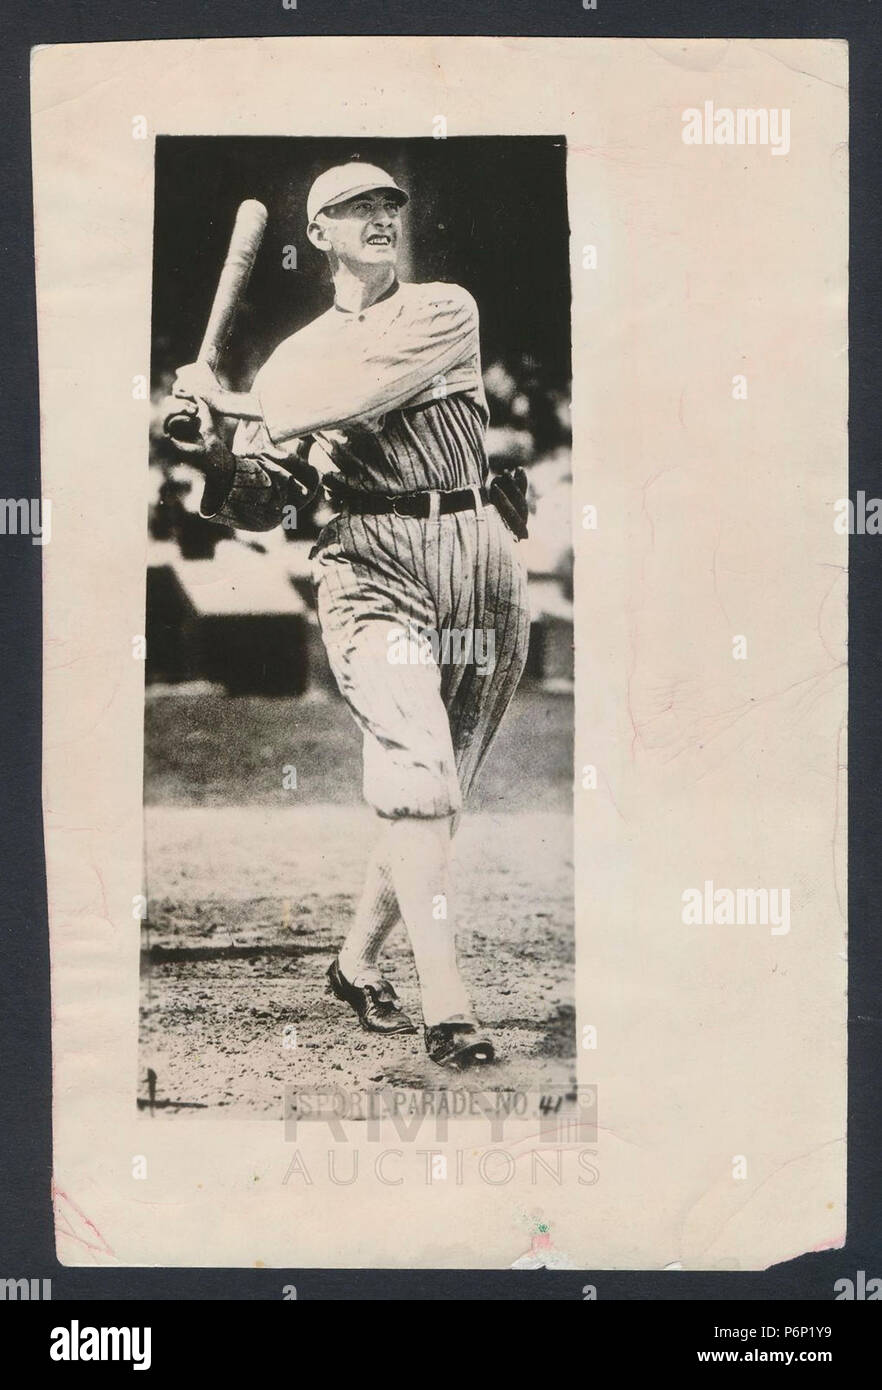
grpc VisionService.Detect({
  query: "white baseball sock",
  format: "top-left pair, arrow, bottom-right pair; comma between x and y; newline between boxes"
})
385,815 -> 474,1027
338,839 -> 399,988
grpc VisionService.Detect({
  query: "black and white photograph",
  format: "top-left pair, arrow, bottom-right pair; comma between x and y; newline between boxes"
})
29,32 -> 851,1278
142,136 -> 576,1111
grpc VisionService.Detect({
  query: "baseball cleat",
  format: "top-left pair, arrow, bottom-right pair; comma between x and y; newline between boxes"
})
424,1021 -> 496,1070
326,958 -> 417,1035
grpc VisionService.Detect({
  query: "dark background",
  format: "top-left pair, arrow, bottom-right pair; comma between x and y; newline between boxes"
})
151,135 -> 572,398
1,0 -> 880,1309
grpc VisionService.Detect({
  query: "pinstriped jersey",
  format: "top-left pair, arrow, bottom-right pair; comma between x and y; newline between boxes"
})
309,392 -> 489,494
231,279 -> 489,498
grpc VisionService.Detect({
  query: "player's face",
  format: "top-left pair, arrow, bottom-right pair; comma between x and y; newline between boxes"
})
317,191 -> 403,271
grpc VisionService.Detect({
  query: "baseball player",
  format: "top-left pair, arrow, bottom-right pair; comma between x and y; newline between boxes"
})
166,162 -> 531,1069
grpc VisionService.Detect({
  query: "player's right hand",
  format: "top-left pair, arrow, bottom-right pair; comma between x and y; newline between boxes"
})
172,361 -> 220,405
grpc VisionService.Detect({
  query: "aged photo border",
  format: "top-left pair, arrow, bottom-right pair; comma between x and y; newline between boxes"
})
1,0 -> 879,1305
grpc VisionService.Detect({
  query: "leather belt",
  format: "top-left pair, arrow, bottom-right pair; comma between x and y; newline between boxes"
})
332,485 -> 490,519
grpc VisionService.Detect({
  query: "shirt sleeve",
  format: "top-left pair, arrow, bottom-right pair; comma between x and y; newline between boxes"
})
256,285 -> 479,444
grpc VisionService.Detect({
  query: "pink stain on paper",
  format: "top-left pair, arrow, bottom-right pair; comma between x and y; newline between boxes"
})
53,1182 -> 117,1263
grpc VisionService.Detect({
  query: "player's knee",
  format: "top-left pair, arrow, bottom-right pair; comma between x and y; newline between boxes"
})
364,748 -> 461,820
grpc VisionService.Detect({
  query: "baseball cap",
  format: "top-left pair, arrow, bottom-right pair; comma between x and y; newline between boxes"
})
306,162 -> 408,224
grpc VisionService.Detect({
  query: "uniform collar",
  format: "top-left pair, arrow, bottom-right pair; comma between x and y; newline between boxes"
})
333,276 -> 401,315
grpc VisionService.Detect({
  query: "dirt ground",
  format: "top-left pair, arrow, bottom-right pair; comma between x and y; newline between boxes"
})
140,686 -> 575,1115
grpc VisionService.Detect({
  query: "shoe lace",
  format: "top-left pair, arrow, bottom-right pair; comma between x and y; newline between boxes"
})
365,983 -> 400,1010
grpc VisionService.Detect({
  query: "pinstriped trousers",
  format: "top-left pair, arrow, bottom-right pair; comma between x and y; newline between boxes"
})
311,501 -> 531,819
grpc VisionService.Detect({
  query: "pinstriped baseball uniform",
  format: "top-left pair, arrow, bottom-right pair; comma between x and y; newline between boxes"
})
205,279 -> 530,818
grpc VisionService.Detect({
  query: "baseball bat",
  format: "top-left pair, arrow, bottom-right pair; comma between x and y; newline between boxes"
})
164,198 -> 268,441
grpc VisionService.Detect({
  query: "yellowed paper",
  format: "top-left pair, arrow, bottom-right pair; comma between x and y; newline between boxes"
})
34,35 -> 847,1270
